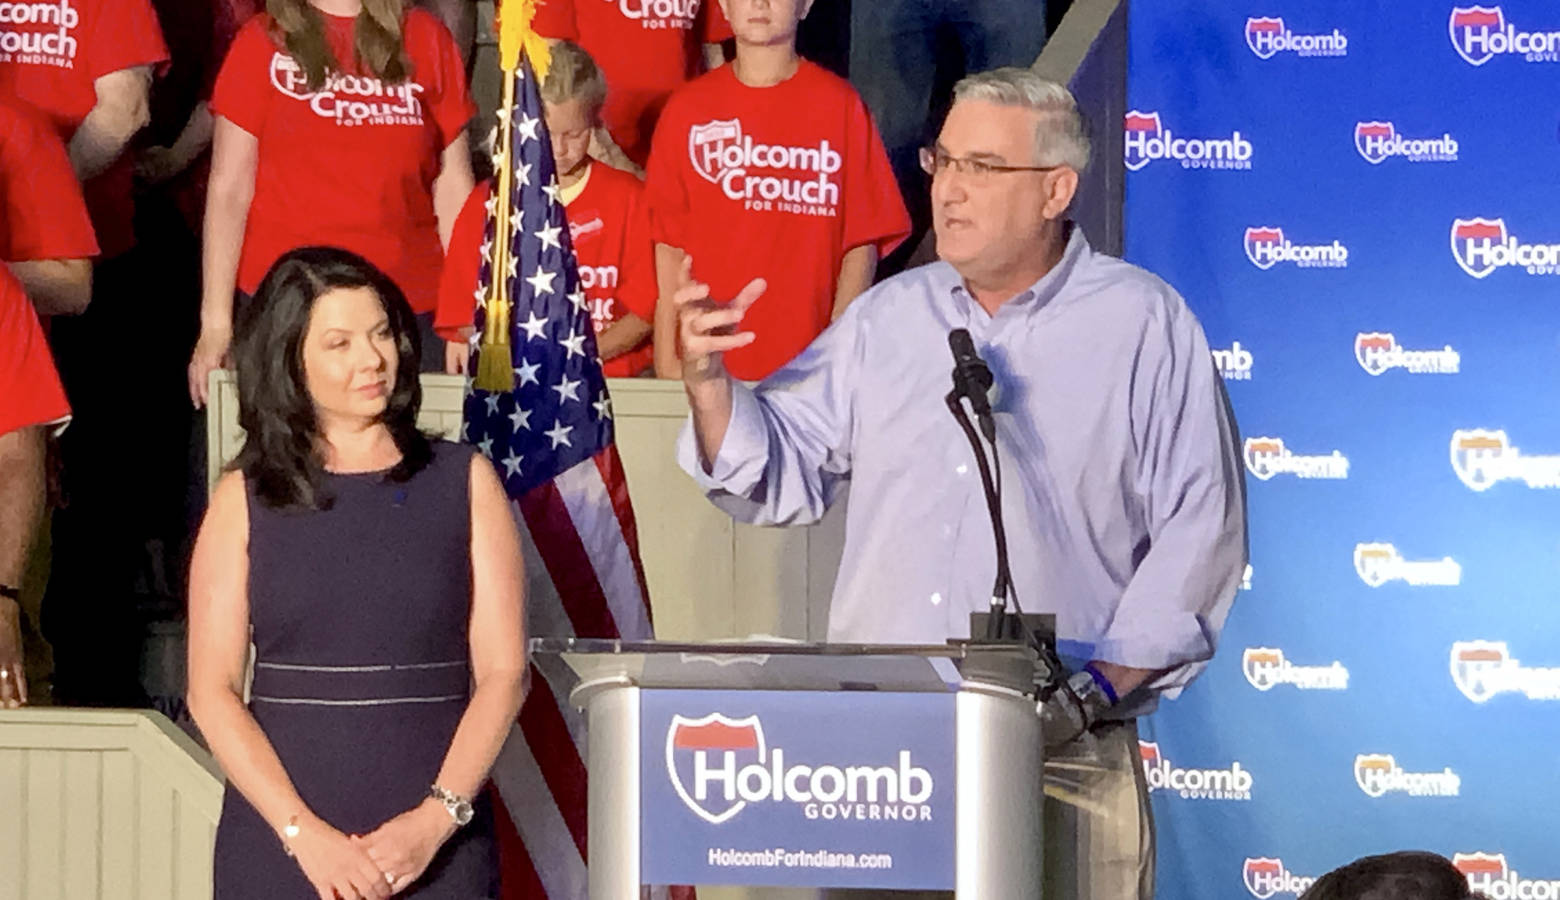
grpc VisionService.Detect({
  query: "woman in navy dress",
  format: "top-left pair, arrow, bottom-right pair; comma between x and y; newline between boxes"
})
188,247 -> 526,899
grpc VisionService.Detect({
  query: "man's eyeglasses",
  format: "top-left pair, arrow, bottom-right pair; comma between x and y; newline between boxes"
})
918,147 -> 1063,179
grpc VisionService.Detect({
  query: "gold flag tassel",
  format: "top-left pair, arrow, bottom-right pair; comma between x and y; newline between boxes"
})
473,0 -> 553,392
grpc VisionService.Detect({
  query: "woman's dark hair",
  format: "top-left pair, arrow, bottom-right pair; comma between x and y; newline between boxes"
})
267,0 -> 411,92
231,246 -> 431,510
1301,851 -> 1483,900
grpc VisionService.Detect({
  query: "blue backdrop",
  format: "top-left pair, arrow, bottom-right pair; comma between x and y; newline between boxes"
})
1126,3 -> 1560,897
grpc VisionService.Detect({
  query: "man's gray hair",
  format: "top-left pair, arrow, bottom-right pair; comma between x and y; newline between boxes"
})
952,68 -> 1091,173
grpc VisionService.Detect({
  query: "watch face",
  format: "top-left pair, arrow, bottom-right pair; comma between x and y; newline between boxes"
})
454,800 -> 474,826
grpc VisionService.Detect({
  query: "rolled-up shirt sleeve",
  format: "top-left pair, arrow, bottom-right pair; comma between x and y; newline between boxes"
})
1095,291 -> 1248,695
676,300 -> 865,526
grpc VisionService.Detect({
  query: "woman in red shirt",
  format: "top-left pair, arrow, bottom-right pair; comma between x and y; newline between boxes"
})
189,0 -> 476,406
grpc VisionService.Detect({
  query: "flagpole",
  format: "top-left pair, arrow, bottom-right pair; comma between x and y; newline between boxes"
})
475,65 -> 519,393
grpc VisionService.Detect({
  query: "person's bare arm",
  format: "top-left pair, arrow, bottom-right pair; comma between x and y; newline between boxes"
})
138,101 -> 214,184
596,312 -> 652,364
191,117 -> 258,408
672,254 -> 765,470
0,425 -> 46,708
831,244 -> 878,320
653,244 -> 688,378
360,455 -> 527,892
69,66 -> 153,181
434,134 -> 476,250
187,473 -> 391,900
6,259 -> 91,316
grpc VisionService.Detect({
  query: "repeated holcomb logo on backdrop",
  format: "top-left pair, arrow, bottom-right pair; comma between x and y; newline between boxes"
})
1352,754 -> 1461,799
1448,6 -> 1560,66
1243,437 -> 1350,481
1243,17 -> 1348,59
1242,648 -> 1349,692
1449,217 -> 1560,278
1139,741 -> 1254,801
1352,543 -> 1461,588
1449,428 -> 1560,491
1243,858 -> 1315,899
1123,111 -> 1254,171
1450,641 -> 1560,703
1353,122 -> 1460,164
1453,852 -> 1560,897
1243,227 -> 1349,269
1353,333 -> 1461,376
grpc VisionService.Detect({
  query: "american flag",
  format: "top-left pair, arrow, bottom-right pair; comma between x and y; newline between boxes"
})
460,51 -> 688,900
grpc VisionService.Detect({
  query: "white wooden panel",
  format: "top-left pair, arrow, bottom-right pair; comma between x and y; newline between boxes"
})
0,748 -> 24,900
22,750 -> 62,900
100,751 -> 138,897
60,752 -> 101,899
135,761 -> 175,900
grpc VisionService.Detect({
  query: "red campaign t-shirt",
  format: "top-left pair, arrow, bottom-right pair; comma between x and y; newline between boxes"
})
0,0 -> 169,259
435,165 -> 658,377
533,0 -> 731,167
0,96 -> 98,262
212,10 -> 475,313
645,61 -> 910,380
0,266 -> 70,436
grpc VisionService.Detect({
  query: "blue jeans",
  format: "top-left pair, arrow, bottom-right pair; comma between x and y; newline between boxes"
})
849,0 -> 1050,273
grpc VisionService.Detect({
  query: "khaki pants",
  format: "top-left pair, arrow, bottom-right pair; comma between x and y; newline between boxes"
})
823,720 -> 1153,900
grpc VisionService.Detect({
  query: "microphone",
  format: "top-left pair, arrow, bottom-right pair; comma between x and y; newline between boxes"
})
947,329 -> 996,443
944,328 -> 1013,640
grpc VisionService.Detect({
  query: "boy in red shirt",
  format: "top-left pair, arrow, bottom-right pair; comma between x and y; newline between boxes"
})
437,41 -> 657,378
645,0 -> 910,381
533,0 -> 732,169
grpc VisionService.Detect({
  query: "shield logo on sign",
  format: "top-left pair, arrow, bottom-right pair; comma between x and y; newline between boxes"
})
1353,754 -> 1394,798
1244,17 -> 1285,59
1449,217 -> 1507,279
1354,121 -> 1394,164
687,118 -> 742,185
1353,543 -> 1397,588
1452,852 -> 1508,879
665,713 -> 765,825
1242,648 -> 1283,691
1243,437 -> 1285,480
1243,858 -> 1284,899
1448,6 -> 1504,66
1449,641 -> 1508,703
1122,110 -> 1163,172
1449,428 -> 1508,491
1354,332 -> 1394,375
1243,227 -> 1284,270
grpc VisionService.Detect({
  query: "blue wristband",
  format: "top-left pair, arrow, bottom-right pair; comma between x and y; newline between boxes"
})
1083,663 -> 1119,705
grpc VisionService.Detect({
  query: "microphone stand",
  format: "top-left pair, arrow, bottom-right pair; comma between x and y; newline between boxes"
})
944,384 -> 1016,642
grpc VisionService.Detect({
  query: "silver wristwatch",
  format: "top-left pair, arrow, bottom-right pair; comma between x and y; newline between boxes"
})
429,784 -> 474,826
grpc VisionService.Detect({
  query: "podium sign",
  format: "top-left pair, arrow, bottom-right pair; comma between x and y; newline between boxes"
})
640,689 -> 957,890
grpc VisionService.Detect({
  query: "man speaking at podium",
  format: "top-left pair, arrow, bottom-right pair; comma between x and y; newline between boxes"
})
673,68 -> 1246,900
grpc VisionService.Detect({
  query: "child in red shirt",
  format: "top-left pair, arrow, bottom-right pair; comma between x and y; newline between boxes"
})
533,0 -> 732,168
645,0 -> 910,382
436,42 -> 657,378
0,0 -> 169,261
190,1 -> 476,405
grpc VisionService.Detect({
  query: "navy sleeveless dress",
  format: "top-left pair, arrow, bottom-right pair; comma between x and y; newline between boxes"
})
212,442 -> 497,899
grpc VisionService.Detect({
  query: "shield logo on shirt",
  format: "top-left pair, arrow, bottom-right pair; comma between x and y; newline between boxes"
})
1241,648 -> 1282,691
1448,428 -> 1508,491
688,118 -> 743,184
1449,641 -> 1507,703
665,713 -> 766,824
269,52 -> 315,100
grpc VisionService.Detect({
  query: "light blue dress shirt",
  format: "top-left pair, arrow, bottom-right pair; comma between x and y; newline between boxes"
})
677,229 -> 1247,715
